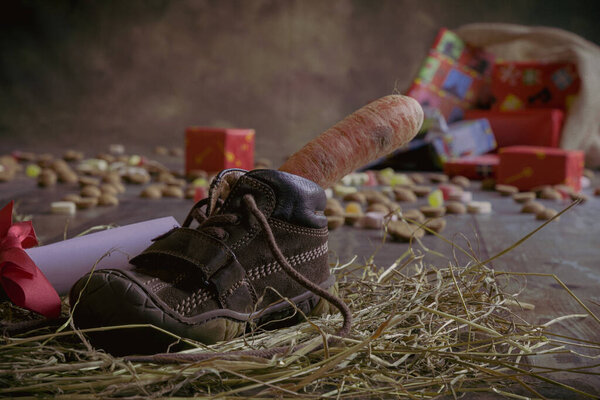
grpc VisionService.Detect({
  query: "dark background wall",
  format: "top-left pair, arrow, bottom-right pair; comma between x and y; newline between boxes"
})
1,0 -> 598,165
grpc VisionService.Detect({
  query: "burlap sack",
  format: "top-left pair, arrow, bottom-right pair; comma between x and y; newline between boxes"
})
456,23 -> 600,168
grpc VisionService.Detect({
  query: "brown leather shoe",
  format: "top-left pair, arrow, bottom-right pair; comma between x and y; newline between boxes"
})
70,169 -> 338,355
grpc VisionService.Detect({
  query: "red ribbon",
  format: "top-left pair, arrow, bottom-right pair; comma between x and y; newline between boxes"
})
0,201 -> 61,318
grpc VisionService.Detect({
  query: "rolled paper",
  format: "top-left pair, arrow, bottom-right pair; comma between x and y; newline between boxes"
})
25,216 -> 179,295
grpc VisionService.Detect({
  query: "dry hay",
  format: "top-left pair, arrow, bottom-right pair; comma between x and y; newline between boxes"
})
1,207 -> 599,399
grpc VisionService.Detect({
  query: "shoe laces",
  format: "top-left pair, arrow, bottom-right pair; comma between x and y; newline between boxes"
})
182,197 -> 239,241
128,193 -> 353,363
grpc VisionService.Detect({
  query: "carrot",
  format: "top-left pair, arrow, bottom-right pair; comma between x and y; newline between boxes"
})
279,95 -> 423,188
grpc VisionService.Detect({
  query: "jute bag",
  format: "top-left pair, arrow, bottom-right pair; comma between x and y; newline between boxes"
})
456,23 -> 600,168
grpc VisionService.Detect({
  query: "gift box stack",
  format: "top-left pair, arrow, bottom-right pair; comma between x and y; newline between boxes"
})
404,28 -> 584,191
185,127 -> 255,174
407,28 -> 494,123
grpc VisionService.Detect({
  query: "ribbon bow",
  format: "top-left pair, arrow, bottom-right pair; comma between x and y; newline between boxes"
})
0,201 -> 60,318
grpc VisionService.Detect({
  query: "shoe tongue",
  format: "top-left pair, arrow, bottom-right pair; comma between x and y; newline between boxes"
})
206,169 -> 247,215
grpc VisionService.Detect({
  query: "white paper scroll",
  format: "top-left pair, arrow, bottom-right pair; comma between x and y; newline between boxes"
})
25,216 -> 180,295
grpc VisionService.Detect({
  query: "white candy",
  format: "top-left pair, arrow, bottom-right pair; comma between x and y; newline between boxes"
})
324,188 -> 333,199
581,176 -> 591,189
467,201 -> 492,214
51,201 -> 76,215
449,191 -> 472,203
333,184 -> 358,197
358,212 -> 386,229
109,144 -> 125,155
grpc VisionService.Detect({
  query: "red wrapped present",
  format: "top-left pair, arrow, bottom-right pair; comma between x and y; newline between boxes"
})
464,109 -> 565,148
185,127 -> 255,174
406,28 -> 495,122
497,146 -> 584,191
491,61 -> 580,112
443,154 -> 499,179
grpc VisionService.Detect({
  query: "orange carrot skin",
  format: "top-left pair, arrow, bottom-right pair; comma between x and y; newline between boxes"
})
279,95 -> 424,188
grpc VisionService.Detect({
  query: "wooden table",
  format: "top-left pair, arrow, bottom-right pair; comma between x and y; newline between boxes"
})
1,164 -> 599,398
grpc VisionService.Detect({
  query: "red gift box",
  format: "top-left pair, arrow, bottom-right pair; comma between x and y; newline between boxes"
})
491,61 -> 580,112
464,109 -> 565,148
406,28 -> 494,122
443,154 -> 499,179
497,146 -> 584,191
185,127 -> 255,174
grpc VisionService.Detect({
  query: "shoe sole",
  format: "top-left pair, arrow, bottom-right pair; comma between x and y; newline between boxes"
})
70,270 -> 336,356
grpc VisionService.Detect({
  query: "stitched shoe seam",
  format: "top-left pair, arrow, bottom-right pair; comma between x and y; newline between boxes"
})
171,242 -> 328,315
247,242 -> 328,280
219,280 -> 245,305
151,272 -> 188,294
270,218 -> 328,236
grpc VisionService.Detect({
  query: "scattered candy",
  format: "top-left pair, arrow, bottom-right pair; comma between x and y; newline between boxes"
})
428,173 -> 449,184
357,212 -> 386,230
420,206 -> 446,218
154,146 -> 169,156
51,201 -> 76,215
438,184 -> 462,200
100,183 -> 118,196
333,184 -> 358,197
76,197 -> 98,209
512,192 -> 536,203
581,176 -> 591,189
536,208 -> 559,221
98,193 -> 119,206
393,187 -> 417,203
325,198 -> 344,217
25,164 -> 42,178
521,201 -> 545,214
409,173 -> 426,184
63,150 -> 84,162
140,186 -> 162,199
367,203 -> 392,214
38,169 -> 57,187
570,193 -> 588,204
343,192 -> 367,205
424,217 -> 447,234
495,184 -> 519,196
448,191 -> 472,203
102,172 -> 122,185
109,144 -> 125,155
539,187 -> 562,200
445,201 -> 467,214
162,186 -> 184,198
412,186 -> 432,197
79,176 -> 100,187
402,209 -> 426,224
80,185 -> 102,198
62,193 -> 81,203
128,155 -> 143,166
345,201 -> 363,215
327,215 -> 345,230
450,175 -> 470,188
387,220 -> 424,242
389,173 -> 412,187
427,189 -> 444,207
467,201 -> 492,214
